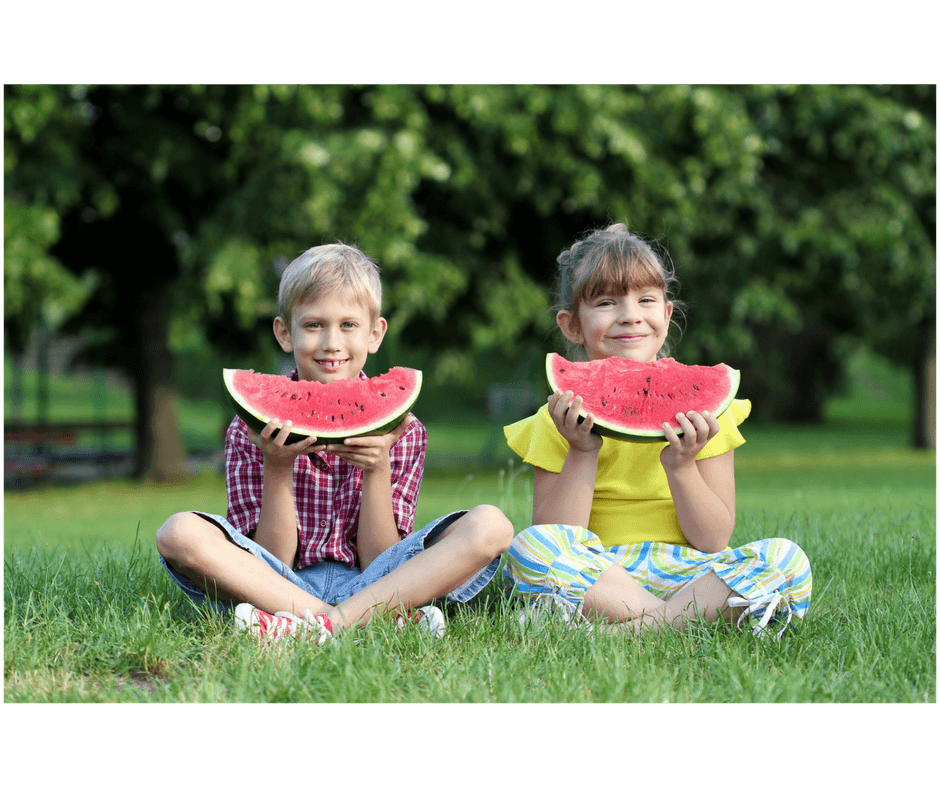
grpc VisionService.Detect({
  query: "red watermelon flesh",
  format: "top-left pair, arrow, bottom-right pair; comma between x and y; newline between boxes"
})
223,367 -> 422,445
545,352 -> 740,442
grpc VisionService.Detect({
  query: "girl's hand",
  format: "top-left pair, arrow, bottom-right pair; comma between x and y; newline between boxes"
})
659,410 -> 720,472
547,390 -> 602,454
248,420 -> 318,470
322,414 -> 414,473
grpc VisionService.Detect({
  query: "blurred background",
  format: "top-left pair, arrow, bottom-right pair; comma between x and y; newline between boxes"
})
4,84 -> 935,488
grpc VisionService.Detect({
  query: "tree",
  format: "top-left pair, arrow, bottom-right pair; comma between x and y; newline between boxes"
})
6,83 -> 934,474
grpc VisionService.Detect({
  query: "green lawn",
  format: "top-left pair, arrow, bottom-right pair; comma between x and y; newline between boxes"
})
3,348 -> 936,702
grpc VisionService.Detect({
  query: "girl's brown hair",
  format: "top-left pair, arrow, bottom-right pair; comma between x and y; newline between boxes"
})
553,223 -> 683,359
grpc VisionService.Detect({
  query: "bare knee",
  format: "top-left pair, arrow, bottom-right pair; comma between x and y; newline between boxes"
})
155,512 -> 217,566
459,505 -> 515,560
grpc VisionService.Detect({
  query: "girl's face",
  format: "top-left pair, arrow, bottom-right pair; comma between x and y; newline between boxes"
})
273,291 -> 386,384
557,286 -> 673,364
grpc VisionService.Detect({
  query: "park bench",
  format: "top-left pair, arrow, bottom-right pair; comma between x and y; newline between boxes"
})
4,421 -> 134,488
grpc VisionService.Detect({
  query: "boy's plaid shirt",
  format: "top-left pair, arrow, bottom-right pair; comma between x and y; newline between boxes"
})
224,371 -> 427,570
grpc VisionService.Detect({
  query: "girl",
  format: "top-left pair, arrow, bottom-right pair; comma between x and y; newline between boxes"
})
503,223 -> 812,639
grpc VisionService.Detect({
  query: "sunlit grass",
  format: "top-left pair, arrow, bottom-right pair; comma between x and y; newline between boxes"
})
4,347 -> 935,702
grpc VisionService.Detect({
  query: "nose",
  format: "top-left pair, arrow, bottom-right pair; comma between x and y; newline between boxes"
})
319,326 -> 342,351
617,302 -> 641,323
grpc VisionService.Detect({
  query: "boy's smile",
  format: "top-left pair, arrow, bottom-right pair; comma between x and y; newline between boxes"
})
316,359 -> 349,371
273,292 -> 387,384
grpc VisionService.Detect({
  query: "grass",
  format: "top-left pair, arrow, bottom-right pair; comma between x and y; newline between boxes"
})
3,347 -> 936,703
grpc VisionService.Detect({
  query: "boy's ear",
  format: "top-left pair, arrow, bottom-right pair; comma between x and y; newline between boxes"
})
556,310 -> 583,346
273,316 -> 293,354
368,316 -> 388,354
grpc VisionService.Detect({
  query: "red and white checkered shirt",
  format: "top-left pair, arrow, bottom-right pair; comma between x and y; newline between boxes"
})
224,369 -> 427,570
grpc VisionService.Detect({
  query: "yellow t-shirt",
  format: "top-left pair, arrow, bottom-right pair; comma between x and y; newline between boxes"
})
504,399 -> 751,548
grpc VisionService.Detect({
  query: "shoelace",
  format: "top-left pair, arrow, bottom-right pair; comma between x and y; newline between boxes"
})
255,610 -> 331,644
521,592 -> 594,633
727,591 -> 792,641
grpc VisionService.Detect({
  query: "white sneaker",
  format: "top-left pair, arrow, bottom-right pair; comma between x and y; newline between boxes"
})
727,591 -> 793,640
234,603 -> 333,645
396,605 -> 446,639
517,592 -> 594,634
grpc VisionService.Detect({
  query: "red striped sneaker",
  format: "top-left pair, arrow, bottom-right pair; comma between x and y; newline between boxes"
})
395,605 -> 446,639
234,603 -> 333,645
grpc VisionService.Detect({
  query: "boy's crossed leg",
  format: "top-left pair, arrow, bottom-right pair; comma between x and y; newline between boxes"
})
156,505 -> 514,634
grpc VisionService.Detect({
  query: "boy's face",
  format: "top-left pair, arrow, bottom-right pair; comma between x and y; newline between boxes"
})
273,291 -> 386,384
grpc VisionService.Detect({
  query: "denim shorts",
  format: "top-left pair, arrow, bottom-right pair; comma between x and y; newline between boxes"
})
160,509 -> 499,614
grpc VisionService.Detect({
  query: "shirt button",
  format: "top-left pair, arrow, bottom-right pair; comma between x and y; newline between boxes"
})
320,520 -> 327,527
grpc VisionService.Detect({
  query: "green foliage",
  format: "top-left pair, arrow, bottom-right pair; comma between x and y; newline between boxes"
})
5,85 -> 935,426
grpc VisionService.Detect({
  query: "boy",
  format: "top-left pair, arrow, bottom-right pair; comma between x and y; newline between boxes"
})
156,243 -> 514,643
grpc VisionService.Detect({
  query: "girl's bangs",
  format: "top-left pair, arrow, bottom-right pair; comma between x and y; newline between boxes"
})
580,253 -> 667,301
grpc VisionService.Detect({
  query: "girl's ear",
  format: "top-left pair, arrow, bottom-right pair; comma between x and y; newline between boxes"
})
368,316 -> 388,354
556,310 -> 583,346
273,316 -> 293,354
665,300 -> 674,326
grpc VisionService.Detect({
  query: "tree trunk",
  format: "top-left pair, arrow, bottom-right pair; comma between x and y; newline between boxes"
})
132,282 -> 189,481
912,319 -> 936,449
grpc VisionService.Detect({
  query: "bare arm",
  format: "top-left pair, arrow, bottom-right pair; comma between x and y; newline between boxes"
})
531,391 -> 602,529
250,421 -> 318,567
323,415 -> 415,570
660,410 -> 736,553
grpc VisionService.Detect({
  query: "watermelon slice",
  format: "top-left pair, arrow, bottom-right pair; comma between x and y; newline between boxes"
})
223,367 -> 422,445
545,352 -> 740,442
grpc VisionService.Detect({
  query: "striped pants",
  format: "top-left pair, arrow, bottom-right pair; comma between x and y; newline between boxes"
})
504,524 -> 813,633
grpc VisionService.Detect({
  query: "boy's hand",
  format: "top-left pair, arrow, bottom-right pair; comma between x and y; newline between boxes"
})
659,410 -> 720,472
248,420 -> 318,470
548,390 -> 602,454
322,414 -> 414,473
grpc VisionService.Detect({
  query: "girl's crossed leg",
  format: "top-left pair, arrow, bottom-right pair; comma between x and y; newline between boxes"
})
505,523 -> 740,634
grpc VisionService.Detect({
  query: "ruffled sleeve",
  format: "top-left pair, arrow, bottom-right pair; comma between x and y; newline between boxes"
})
696,398 -> 751,460
504,404 -> 570,473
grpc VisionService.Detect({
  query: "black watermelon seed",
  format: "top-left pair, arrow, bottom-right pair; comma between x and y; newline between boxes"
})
359,405 -> 365,411
647,376 -> 651,382
331,415 -> 335,421
601,400 -> 607,406
380,392 -> 387,397
643,388 -> 648,395
693,384 -> 700,390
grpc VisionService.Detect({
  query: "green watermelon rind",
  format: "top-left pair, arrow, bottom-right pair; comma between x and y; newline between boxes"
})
223,368 -> 422,446
545,353 -> 740,443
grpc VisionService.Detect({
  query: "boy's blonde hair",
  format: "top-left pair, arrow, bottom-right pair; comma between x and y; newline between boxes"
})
278,243 -> 383,325
553,222 -> 683,359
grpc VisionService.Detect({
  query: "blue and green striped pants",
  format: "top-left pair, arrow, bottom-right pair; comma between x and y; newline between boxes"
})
504,524 -> 812,631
